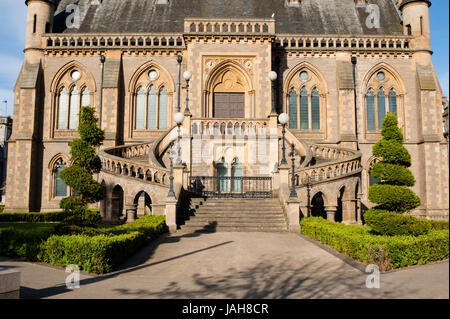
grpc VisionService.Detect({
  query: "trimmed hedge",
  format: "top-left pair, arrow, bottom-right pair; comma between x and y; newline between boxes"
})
39,215 -> 167,274
0,211 -> 69,222
0,224 -> 57,260
300,217 -> 449,271
431,220 -> 449,230
364,209 -> 432,236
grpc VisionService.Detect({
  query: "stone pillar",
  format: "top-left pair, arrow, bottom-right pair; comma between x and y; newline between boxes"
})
286,198 -> 300,233
269,114 -> 280,180
278,164 -> 290,188
165,198 -> 178,233
125,203 -> 137,224
356,193 -> 363,225
173,164 -> 185,190
342,198 -> 356,224
325,205 -> 338,222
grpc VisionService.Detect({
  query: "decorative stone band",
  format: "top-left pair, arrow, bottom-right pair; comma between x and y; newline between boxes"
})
275,34 -> 414,51
43,33 -> 185,50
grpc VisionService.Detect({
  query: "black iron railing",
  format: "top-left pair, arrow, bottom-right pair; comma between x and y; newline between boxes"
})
189,176 -> 273,198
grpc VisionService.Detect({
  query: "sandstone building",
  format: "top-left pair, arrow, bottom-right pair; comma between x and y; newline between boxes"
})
4,0 -> 449,231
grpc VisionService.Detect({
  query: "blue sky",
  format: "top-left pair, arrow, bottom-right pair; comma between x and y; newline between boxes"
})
0,0 -> 448,118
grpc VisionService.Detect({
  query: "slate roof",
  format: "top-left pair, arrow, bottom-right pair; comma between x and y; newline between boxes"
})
51,0 -> 404,35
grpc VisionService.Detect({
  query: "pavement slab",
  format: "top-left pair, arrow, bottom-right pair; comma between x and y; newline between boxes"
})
0,231 -> 448,299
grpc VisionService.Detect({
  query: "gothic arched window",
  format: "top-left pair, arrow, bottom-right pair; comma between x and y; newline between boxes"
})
131,65 -> 173,132
311,88 -> 321,130
147,86 -> 157,129
158,87 -> 168,130
57,88 -> 69,130
389,89 -> 397,116
69,86 -> 80,130
285,67 -> 325,132
53,158 -> 68,198
365,69 -> 403,132
135,87 -> 146,130
377,88 -> 386,130
288,89 -> 298,130
54,67 -> 93,132
300,87 -> 309,131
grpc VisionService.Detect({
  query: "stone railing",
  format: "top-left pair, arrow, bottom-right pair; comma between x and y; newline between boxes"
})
43,33 -> 185,50
99,143 -> 170,187
292,143 -> 362,187
184,18 -> 275,34
275,34 -> 413,51
191,118 -> 270,136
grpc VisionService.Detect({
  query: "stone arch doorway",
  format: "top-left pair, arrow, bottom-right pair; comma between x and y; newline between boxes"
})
111,185 -> 124,222
311,192 -> 326,219
134,191 -> 152,218
205,61 -> 254,118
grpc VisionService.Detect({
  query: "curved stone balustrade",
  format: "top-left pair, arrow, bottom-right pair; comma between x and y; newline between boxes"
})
99,145 -> 170,187
192,118 -> 270,136
292,143 -> 362,187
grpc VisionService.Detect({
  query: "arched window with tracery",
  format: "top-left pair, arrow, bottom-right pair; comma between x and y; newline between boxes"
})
365,69 -> 403,132
284,67 -> 326,132
131,65 -> 173,132
54,66 -> 94,132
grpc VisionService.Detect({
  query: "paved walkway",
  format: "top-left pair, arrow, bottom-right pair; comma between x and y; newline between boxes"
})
0,231 -> 448,299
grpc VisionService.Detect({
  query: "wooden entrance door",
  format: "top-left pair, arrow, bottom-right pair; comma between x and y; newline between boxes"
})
213,92 -> 245,118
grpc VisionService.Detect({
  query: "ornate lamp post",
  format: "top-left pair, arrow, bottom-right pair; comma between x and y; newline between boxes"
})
303,175 -> 313,217
99,54 -> 105,129
268,71 -> 278,114
176,55 -> 182,113
174,112 -> 185,165
290,143 -> 298,198
183,71 -> 192,114
168,142 -> 176,197
278,113 -> 289,165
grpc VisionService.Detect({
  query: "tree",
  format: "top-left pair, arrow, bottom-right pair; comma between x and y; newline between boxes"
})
59,106 -> 105,227
368,113 -> 421,213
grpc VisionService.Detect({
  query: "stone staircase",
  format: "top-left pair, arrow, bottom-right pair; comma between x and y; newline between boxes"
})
180,198 -> 288,233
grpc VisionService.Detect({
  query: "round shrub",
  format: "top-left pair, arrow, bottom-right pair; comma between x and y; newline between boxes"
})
368,184 -> 421,213
364,209 -> 431,236
372,140 -> 412,167
370,162 -> 416,186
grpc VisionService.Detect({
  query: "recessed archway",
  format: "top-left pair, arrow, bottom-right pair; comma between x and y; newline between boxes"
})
204,61 -> 254,118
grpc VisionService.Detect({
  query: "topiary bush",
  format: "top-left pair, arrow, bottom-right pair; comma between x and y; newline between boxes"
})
368,113 -> 421,214
364,209 -> 432,236
59,106 -> 105,227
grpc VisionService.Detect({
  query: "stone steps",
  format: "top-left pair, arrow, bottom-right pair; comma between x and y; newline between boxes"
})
181,198 -> 288,233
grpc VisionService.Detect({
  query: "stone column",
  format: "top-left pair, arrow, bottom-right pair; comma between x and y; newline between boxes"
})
286,198 -> 300,233
278,164 -> 290,188
165,198 -> 178,233
125,203 -> 138,224
325,205 -> 338,222
342,198 -> 356,224
356,192 -> 363,225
